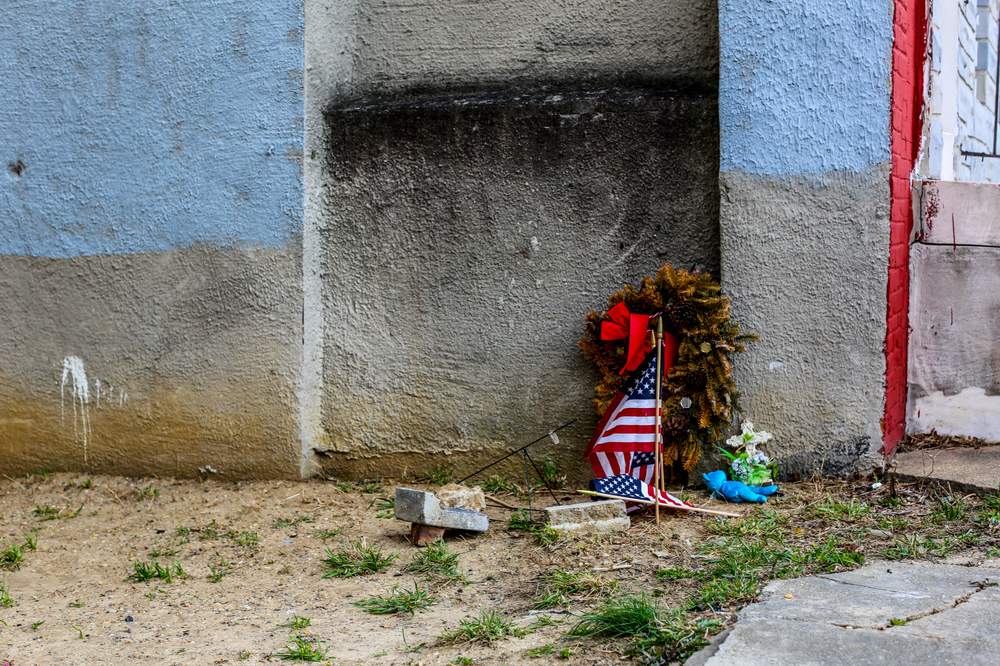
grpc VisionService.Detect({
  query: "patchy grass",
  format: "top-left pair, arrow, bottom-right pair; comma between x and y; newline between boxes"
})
810,498 -> 870,522
0,582 -> 13,608
439,609 -> 526,645
133,485 -> 159,501
274,516 -> 315,529
979,494 -> 1000,527
533,570 -> 618,609
0,544 -> 25,571
404,542 -> 462,581
355,584 -> 436,615
508,510 -> 560,546
274,635 -> 327,662
127,561 -> 186,584
321,540 -> 396,578
314,528 -> 342,540
228,530 -> 261,548
481,476 -> 520,494
931,495 -> 968,523
23,532 -> 37,551
421,466 -> 454,486
370,497 -> 395,520
568,595 -> 720,663
32,505 -> 61,521
280,616 -> 312,631
655,567 -> 702,582
537,459 -> 565,489
569,594 -> 660,639
208,559 -> 229,583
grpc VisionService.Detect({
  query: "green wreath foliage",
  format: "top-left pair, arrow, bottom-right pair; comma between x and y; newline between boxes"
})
579,264 -> 754,471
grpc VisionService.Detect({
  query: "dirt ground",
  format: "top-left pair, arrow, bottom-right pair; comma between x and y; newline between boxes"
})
1,472 -> 997,665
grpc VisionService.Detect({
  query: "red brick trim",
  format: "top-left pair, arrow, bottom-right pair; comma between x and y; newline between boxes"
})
884,0 -> 927,454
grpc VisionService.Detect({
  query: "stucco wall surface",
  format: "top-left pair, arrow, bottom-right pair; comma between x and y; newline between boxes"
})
719,0 -> 893,472
1,0 -> 304,256
0,247 -> 301,477
305,0 -> 722,478
0,1 -> 305,477
719,0 -> 893,176
319,90 -> 719,478
348,0 -> 718,96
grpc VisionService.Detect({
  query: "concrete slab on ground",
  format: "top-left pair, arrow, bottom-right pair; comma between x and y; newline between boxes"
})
893,446 -> 1000,494
689,561 -> 1000,666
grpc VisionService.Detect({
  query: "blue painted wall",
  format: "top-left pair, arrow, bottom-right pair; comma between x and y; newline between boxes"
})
0,1 -> 303,258
719,0 -> 893,176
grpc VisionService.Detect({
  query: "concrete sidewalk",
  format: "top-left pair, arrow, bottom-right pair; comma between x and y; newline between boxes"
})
689,561 -> 1000,665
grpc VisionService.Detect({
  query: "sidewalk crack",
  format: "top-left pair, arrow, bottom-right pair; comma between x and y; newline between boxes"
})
830,578 -> 997,631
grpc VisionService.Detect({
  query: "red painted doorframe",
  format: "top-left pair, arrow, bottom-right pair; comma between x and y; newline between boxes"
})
884,0 -> 927,455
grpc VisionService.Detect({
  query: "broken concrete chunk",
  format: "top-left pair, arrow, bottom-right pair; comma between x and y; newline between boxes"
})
394,487 -> 489,532
543,499 -> 629,535
437,484 -> 487,512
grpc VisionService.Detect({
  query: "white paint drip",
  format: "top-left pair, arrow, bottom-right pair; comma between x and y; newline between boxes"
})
60,356 -> 91,464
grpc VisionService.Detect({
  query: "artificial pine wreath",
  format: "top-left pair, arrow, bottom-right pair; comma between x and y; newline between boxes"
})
580,264 -> 754,472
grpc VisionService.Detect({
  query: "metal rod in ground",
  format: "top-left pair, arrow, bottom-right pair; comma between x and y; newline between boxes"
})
521,450 -> 533,517
576,490 -> 740,518
523,449 -> 561,506
654,317 -> 663,525
456,420 -> 576,484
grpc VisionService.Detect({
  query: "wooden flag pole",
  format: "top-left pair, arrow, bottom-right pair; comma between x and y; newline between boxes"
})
577,490 -> 740,518
653,317 -> 664,525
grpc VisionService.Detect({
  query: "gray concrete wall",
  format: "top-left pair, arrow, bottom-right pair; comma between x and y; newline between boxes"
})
719,0 -> 893,475
305,0 -> 720,478
719,170 -> 890,476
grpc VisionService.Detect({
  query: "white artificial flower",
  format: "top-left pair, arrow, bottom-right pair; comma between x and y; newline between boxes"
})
726,434 -> 743,449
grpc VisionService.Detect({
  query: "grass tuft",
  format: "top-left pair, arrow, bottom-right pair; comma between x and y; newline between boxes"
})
274,516 -> 315,529
321,540 -> 396,578
533,570 -> 618,609
32,505 -> 61,521
355,584 -> 436,615
508,510 -> 560,545
134,485 -> 159,501
439,609 -> 526,645
314,528 -> 342,540
569,595 -> 660,639
127,560 -> 186,583
423,465 -> 454,486
208,559 -> 229,583
810,498 -> 870,522
932,495 -> 967,523
568,595 -> 721,662
274,635 -> 327,662
370,497 -> 395,519
0,544 -> 25,571
404,542 -> 462,581
280,615 -> 312,630
481,476 -> 520,494
0,582 -> 13,608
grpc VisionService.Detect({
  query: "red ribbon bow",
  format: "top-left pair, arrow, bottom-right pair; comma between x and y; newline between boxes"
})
600,303 -> 679,377
600,303 -> 653,375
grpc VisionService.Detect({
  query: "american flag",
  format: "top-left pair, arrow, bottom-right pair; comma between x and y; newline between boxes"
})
585,345 -> 690,509
590,474 -> 689,509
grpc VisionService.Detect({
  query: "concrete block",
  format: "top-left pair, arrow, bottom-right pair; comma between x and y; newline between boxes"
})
543,499 -> 629,534
394,487 -> 489,532
437,484 -> 487,512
